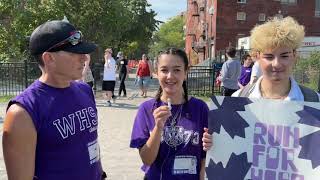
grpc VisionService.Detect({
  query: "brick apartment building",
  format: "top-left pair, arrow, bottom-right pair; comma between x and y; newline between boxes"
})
185,0 -> 320,65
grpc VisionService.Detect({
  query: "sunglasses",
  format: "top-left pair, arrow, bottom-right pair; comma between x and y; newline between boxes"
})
46,30 -> 82,52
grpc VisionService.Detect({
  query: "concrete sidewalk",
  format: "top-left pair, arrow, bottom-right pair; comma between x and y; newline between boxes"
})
0,74 -> 159,180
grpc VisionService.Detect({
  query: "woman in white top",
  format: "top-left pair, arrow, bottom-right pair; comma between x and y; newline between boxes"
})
102,48 -> 117,106
232,16 -> 319,101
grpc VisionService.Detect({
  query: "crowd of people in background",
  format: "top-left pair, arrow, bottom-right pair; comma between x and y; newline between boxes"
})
217,45 -> 262,96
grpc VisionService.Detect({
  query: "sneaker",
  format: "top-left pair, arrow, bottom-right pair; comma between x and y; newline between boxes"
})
107,101 -> 112,107
123,94 -> 127,97
112,96 -> 117,103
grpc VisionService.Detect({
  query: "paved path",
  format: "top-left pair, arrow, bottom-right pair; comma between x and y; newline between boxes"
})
0,74 -> 159,180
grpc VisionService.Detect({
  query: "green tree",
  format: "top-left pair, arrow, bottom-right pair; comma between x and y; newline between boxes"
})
295,51 -> 320,90
0,0 -> 159,62
149,15 -> 185,58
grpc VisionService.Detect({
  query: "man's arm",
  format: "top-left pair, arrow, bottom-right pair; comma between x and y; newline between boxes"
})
220,63 -> 227,82
3,104 -> 37,180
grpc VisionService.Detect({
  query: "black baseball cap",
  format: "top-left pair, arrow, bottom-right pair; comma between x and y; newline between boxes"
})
29,20 -> 96,55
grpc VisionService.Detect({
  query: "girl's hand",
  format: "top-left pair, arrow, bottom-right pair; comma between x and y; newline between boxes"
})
202,128 -> 213,151
153,106 -> 171,130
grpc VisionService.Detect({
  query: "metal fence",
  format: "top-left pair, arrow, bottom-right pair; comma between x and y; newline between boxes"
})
187,63 -> 320,96
0,62 -> 105,96
187,64 -> 223,96
0,61 -> 40,96
1,61 -> 319,97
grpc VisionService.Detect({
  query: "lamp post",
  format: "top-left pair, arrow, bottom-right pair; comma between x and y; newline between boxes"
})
208,6 -> 214,64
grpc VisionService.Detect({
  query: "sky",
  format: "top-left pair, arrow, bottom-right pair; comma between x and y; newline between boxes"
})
147,0 -> 187,22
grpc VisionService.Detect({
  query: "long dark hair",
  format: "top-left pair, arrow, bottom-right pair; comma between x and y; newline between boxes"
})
155,48 -> 189,104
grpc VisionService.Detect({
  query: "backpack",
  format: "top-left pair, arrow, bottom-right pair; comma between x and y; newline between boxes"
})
238,83 -> 319,102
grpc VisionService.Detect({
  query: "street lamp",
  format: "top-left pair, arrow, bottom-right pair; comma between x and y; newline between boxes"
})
208,6 -> 214,63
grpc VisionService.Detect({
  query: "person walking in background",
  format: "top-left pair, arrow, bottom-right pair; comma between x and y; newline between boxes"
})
238,54 -> 253,89
117,51 -> 128,97
130,48 -> 212,180
2,20 -> 105,179
233,16 -> 319,101
81,54 -> 94,88
103,48 -> 117,106
136,54 -> 153,98
219,46 -> 241,96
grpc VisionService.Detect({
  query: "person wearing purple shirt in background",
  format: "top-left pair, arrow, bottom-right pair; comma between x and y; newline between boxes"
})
238,54 -> 253,89
2,20 -> 106,179
130,48 -> 212,180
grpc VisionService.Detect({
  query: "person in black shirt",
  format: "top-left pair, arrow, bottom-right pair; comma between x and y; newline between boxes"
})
117,51 -> 128,97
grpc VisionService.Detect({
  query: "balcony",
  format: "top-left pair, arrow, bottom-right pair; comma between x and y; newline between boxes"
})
199,0 -> 205,11
192,41 -> 206,53
187,29 -> 196,36
192,12 -> 200,17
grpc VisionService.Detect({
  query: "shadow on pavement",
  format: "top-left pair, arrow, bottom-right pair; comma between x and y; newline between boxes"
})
96,101 -> 139,110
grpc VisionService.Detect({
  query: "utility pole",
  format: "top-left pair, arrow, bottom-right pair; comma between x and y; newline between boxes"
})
208,6 -> 214,63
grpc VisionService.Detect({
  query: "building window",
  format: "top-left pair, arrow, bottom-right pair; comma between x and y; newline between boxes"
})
259,13 -> 266,21
237,0 -> 246,3
280,0 -> 297,4
316,0 -> 320,17
237,12 -> 246,21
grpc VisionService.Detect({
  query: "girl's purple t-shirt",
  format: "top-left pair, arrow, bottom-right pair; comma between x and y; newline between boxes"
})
130,97 -> 209,180
7,80 -> 103,180
238,66 -> 252,86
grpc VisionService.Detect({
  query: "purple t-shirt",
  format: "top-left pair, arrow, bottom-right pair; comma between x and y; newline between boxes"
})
238,66 -> 252,86
7,80 -> 103,180
130,97 -> 208,180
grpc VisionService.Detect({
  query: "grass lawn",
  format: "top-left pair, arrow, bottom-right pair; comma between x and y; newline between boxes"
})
0,95 -> 14,103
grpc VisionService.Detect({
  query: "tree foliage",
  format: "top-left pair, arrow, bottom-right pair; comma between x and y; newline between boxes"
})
295,51 -> 320,91
149,15 -> 185,58
0,0 -> 159,62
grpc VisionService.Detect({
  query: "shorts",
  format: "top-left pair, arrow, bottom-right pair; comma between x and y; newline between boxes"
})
102,81 -> 116,91
137,76 -> 151,88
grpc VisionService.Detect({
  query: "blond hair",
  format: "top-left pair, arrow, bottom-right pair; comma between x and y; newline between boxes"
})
250,16 -> 305,53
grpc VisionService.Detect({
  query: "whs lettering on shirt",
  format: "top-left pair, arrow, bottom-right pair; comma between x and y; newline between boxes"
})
53,107 -> 98,139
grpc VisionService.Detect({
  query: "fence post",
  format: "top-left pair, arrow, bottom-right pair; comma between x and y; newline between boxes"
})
93,63 -> 97,95
318,72 -> 320,93
24,60 -> 28,88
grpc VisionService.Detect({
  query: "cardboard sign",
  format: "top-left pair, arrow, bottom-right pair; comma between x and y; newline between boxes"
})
206,96 -> 320,180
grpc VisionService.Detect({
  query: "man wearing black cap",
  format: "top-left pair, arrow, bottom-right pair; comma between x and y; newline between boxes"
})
3,20 -> 106,179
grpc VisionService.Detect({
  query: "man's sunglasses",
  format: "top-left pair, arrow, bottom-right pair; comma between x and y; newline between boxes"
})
46,30 -> 82,52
